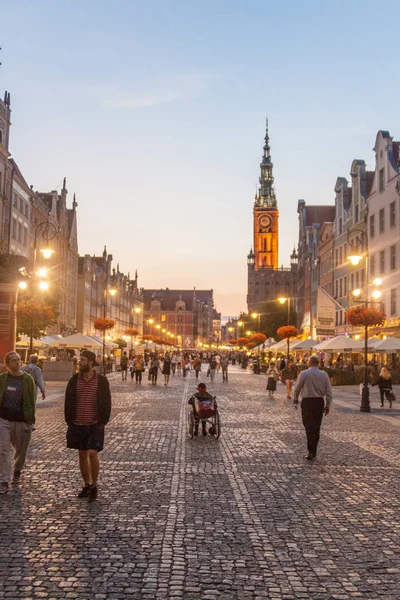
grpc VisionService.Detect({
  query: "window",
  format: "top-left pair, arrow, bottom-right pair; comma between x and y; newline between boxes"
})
355,205 -> 359,223
17,222 -> 22,243
370,254 -> 375,277
355,271 -> 359,288
390,245 -> 396,270
23,227 -> 27,246
370,215 -> 375,238
177,314 -> 183,323
343,276 -> 347,296
351,273 -> 354,290
379,208 -> 385,233
361,269 -> 365,286
19,198 -> 24,213
339,279 -> 343,298
11,217 -> 17,239
379,168 -> 384,192
24,202 -> 29,218
391,289 -> 397,316
339,218 -> 343,235
390,201 -> 396,227
380,250 -> 385,274
161,314 -> 166,322
13,193 -> 18,208
335,249 -> 339,268
335,280 -> 338,298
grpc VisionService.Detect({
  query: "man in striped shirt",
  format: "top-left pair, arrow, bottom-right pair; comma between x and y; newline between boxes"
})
65,350 -> 111,501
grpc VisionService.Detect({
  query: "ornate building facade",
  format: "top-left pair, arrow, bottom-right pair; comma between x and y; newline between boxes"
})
247,120 -> 297,312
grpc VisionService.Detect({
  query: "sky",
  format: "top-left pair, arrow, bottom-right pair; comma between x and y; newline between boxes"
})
1,0 -> 400,316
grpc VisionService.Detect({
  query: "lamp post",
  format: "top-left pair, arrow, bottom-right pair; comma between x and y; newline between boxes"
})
251,312 -> 261,358
103,275 -> 117,375
277,297 -> 291,359
347,227 -> 382,412
28,221 -> 57,354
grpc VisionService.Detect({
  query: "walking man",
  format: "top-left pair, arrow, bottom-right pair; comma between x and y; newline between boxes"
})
0,351 -> 36,493
120,351 -> 129,381
221,354 -> 229,383
22,354 -> 46,400
65,350 -> 111,501
294,355 -> 332,460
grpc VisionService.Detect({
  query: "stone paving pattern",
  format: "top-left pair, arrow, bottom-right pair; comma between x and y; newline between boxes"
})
1,367 -> 400,599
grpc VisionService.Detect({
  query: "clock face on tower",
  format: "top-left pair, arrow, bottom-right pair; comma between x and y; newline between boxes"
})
258,214 -> 272,229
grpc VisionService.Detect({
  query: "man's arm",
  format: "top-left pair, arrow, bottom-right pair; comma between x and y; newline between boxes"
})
324,373 -> 333,414
36,367 -> 46,398
293,371 -> 305,403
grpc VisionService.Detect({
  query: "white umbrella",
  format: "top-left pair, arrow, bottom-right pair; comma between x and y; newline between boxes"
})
86,335 -> 118,349
40,334 -> 64,346
16,334 -> 46,348
50,333 -> 103,349
372,337 -> 400,352
269,338 -> 298,353
314,336 -> 364,352
292,339 -> 318,351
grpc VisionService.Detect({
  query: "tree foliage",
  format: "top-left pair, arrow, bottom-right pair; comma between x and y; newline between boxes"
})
17,298 -> 58,338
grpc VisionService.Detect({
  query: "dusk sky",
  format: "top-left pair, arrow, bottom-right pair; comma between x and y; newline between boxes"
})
1,1 -> 399,316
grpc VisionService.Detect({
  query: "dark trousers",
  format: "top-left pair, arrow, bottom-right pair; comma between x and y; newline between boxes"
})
380,388 -> 391,404
301,397 -> 324,456
222,367 -> 228,382
135,370 -> 142,383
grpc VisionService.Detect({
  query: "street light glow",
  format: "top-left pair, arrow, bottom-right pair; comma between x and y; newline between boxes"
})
372,289 -> 382,299
277,297 -> 287,304
352,288 -> 362,297
148,319 -> 154,324
228,327 -> 233,332
237,321 -> 244,326
39,281 -> 49,291
251,312 -> 258,318
373,278 -> 382,286
134,307 -> 142,313
40,248 -> 55,259
348,255 -> 362,266
37,268 -> 48,277
18,281 -> 28,289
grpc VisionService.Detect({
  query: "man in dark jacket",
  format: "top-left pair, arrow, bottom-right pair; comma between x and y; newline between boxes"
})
188,382 -> 217,436
65,350 -> 111,501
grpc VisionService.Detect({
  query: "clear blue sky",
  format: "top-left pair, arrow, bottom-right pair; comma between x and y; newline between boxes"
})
1,0 -> 399,315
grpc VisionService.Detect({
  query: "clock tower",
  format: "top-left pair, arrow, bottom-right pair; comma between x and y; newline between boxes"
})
253,119 -> 279,269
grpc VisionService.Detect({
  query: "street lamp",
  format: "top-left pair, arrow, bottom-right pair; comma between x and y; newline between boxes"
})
251,312 -> 261,358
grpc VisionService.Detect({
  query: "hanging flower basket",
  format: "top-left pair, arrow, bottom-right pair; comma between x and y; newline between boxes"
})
140,334 -> 154,342
237,337 -> 249,346
277,325 -> 299,339
228,338 -> 237,345
94,318 -> 115,332
247,342 -> 256,349
250,332 -> 267,346
124,328 -> 139,337
347,306 -> 386,327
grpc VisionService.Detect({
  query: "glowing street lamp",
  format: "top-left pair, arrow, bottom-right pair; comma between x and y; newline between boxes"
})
348,255 -> 363,266
39,281 -> 49,291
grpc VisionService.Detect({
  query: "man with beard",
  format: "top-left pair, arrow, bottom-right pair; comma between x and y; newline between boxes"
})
65,350 -> 111,501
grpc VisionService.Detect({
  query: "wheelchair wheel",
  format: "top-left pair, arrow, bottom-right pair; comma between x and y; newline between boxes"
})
214,410 -> 221,439
188,412 -> 194,438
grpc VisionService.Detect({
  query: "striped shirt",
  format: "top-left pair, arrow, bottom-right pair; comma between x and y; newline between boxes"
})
74,371 -> 99,425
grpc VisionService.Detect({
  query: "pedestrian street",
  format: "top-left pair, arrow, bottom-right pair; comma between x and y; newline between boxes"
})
1,366 -> 400,600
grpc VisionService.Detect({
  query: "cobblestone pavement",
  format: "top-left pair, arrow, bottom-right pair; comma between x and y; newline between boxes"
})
1,366 -> 400,600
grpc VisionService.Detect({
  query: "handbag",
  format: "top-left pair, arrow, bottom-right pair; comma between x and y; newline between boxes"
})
388,391 -> 396,402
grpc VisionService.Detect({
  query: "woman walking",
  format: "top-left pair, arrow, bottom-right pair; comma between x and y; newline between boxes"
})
163,354 -> 171,386
266,362 -> 280,398
374,367 -> 394,407
150,355 -> 161,386
281,360 -> 297,399
134,355 -> 144,384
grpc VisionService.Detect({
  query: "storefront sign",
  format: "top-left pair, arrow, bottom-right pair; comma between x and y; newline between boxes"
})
316,286 -> 335,336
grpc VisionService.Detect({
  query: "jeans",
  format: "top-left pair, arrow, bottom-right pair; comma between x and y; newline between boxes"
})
222,368 -> 228,382
301,397 -> 324,456
135,370 -> 142,383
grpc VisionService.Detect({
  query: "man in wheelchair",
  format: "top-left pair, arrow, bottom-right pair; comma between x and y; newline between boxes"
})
188,383 -> 218,436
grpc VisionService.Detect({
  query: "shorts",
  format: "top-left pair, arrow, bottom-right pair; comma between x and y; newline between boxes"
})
121,365 -> 128,371
67,424 -> 105,452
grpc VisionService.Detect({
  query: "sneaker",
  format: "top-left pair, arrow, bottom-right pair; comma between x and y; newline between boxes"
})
12,470 -> 21,482
88,486 -> 98,502
77,483 -> 91,498
0,482 -> 9,494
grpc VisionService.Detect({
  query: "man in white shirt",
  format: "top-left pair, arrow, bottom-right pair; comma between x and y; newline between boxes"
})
294,355 -> 332,460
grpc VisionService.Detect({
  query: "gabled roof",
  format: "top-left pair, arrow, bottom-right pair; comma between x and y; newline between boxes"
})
143,289 -> 213,311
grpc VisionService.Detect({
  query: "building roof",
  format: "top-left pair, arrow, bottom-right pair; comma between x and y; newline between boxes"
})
393,142 -> 399,165
303,205 -> 335,227
8,158 -> 31,192
142,289 -> 213,311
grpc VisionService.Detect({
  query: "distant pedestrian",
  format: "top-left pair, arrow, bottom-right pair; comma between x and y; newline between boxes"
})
215,354 -> 221,372
221,355 -> 229,382
134,355 -> 144,384
294,355 -> 332,460
209,357 -> 217,382
65,350 -> 111,501
266,362 -> 280,398
21,354 -> 46,400
171,353 -> 177,375
372,367 -> 393,407
150,356 -> 161,385
163,355 -> 171,386
281,360 -> 297,400
193,357 -> 202,380
0,351 -> 36,493
120,351 -> 129,381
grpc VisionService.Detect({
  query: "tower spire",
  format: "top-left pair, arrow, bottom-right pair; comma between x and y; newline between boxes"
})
256,117 -> 276,208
